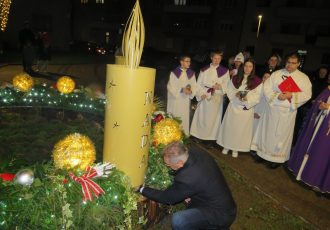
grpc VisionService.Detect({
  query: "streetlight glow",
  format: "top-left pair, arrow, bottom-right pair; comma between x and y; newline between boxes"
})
257,14 -> 263,38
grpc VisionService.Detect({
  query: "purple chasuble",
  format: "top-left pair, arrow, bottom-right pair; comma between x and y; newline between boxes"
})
288,87 -> 330,192
201,65 -> 228,78
172,66 -> 195,79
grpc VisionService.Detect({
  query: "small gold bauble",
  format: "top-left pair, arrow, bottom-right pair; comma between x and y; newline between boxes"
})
53,133 -> 96,171
12,73 -> 34,92
57,76 -> 75,94
153,118 -> 183,146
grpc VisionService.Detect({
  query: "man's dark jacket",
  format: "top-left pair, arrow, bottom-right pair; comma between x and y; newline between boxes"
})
142,147 -> 237,226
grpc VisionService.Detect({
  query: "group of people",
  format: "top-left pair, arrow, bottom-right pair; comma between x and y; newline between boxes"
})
18,21 -> 51,74
166,50 -> 330,194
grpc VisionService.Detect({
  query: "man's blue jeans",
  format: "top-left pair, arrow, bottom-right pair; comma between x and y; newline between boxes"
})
171,208 -> 227,230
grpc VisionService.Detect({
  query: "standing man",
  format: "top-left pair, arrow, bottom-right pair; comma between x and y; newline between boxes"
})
251,52 -> 312,168
139,141 -> 236,229
167,55 -> 196,135
18,21 -> 36,73
190,50 -> 230,144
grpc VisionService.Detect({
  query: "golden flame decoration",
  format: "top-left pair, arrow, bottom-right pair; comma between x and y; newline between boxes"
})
122,0 -> 145,69
0,0 -> 12,31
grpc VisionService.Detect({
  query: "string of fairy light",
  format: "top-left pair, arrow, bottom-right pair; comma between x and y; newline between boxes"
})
0,0 -> 11,31
0,85 -> 106,115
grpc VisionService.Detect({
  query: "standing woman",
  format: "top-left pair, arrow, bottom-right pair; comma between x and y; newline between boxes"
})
217,58 -> 262,157
288,86 -> 330,193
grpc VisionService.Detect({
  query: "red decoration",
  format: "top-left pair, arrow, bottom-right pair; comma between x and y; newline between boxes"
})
278,76 -> 301,93
63,178 -> 69,184
69,167 -> 105,201
153,114 -> 164,123
0,173 -> 15,181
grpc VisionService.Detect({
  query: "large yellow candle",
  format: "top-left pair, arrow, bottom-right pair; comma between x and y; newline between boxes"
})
103,64 -> 155,187
115,56 -> 125,65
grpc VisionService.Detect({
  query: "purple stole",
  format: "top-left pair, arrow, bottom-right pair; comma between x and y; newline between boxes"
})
172,66 -> 195,79
232,75 -> 262,90
231,75 -> 262,110
200,65 -> 228,78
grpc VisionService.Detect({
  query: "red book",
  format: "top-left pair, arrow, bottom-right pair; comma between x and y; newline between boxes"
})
278,76 -> 301,93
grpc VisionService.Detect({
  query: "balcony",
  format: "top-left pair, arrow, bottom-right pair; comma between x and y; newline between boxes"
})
276,7 -> 330,20
315,36 -> 330,47
164,4 -> 211,14
270,33 -> 305,45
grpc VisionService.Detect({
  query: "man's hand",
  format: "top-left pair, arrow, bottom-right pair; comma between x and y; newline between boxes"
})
283,92 -> 292,99
319,102 -> 330,110
201,94 -> 207,100
184,198 -> 191,204
236,92 -> 247,101
278,93 -> 290,101
184,87 -> 192,95
93,162 -> 115,178
213,83 -> 221,90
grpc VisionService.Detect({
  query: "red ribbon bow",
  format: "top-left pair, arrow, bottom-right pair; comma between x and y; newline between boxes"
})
69,167 -> 105,202
0,173 -> 15,181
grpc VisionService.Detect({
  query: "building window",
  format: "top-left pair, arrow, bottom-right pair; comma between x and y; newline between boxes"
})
256,0 -> 270,7
218,22 -> 233,32
321,53 -> 330,65
286,0 -> 306,7
280,23 -> 301,34
96,0 -> 104,4
316,25 -> 330,36
81,0 -> 88,3
223,0 -> 237,8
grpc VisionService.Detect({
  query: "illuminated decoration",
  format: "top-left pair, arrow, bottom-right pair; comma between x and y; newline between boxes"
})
0,0 -> 11,31
56,76 -> 75,94
53,133 -> 96,171
122,0 -> 144,69
14,169 -> 34,186
104,0 -> 156,187
12,73 -> 34,92
153,118 -> 183,146
0,84 -> 105,114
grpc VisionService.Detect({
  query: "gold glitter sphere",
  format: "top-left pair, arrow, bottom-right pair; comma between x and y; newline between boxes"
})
56,76 -> 75,94
153,118 -> 183,146
53,133 -> 96,171
12,73 -> 34,92
152,104 -> 157,113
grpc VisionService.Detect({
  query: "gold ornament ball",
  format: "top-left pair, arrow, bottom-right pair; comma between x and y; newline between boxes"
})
12,73 -> 34,92
153,118 -> 183,146
53,133 -> 96,171
152,104 -> 157,114
57,76 -> 75,94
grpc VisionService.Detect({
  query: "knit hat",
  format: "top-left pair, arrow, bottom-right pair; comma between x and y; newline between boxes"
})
234,52 -> 244,63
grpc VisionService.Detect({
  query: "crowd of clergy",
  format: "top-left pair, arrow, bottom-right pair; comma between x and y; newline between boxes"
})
166,50 -> 330,194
